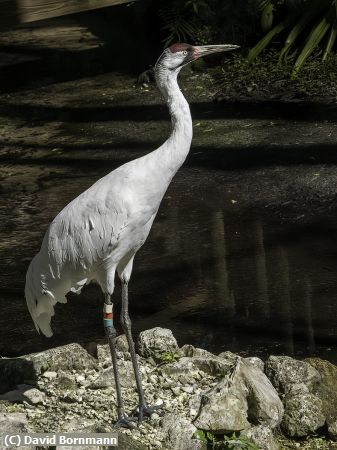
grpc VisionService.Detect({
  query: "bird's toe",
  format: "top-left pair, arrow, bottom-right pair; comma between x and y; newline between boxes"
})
114,415 -> 137,429
132,403 -> 162,423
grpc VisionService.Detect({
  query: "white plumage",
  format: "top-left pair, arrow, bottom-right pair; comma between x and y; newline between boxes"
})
25,42 -> 239,427
25,43 -> 238,340
25,79 -> 191,337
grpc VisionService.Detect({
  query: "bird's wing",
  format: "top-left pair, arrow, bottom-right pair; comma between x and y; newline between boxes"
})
45,184 -> 129,276
25,175 -> 131,337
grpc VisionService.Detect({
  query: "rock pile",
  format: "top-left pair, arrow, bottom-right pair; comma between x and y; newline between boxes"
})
0,327 -> 336,449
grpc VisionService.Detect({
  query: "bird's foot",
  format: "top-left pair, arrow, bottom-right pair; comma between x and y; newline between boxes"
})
132,403 -> 162,423
114,414 -> 137,429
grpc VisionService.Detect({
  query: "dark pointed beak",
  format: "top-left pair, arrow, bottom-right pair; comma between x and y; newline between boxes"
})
193,44 -> 240,59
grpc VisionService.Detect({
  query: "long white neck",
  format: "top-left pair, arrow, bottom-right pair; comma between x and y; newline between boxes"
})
152,65 -> 193,179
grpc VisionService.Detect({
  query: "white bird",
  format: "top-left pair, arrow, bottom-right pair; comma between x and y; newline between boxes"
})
25,42 -> 239,427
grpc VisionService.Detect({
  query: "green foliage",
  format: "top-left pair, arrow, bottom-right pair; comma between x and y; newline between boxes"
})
159,351 -> 180,364
248,0 -> 337,75
222,433 -> 259,450
194,430 -> 259,450
194,429 -> 208,443
219,50 -> 292,85
194,429 -> 216,444
217,50 -> 337,97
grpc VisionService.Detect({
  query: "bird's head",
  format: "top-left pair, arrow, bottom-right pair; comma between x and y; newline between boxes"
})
156,43 -> 240,72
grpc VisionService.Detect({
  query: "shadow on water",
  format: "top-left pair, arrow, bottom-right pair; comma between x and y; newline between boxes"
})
1,159 -> 337,362
2,100 -> 337,123
2,141 -> 337,172
1,3 -> 336,361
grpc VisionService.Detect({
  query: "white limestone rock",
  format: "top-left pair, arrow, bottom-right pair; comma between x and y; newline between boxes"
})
137,328 -> 179,362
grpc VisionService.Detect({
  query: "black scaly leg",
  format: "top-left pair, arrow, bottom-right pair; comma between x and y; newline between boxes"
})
120,282 -> 160,423
103,293 -> 136,429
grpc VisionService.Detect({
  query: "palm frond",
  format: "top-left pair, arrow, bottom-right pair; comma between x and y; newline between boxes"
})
292,15 -> 331,75
247,15 -> 296,63
279,7 -> 324,62
323,22 -> 337,59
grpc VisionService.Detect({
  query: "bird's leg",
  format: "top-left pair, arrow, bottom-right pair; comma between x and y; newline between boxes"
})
120,282 -> 160,423
103,293 -> 136,429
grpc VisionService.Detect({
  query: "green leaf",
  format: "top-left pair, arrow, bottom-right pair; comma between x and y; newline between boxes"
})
206,431 -> 215,442
279,8 -> 324,63
293,15 -> 331,76
261,2 -> 274,32
193,429 -> 207,442
247,15 -> 297,63
323,22 -> 337,60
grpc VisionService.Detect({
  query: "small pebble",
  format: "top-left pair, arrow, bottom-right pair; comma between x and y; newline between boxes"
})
171,386 -> 180,396
42,371 -> 57,380
190,408 -> 197,416
181,386 -> 194,394
76,374 -> 85,384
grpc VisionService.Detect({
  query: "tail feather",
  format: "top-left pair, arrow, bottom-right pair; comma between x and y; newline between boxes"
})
25,254 -> 67,337
25,254 -> 56,337
25,253 -> 87,337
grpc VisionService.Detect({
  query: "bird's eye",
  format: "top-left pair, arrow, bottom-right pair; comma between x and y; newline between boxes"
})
182,50 -> 188,56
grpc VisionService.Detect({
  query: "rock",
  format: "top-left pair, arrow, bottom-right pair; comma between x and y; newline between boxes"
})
241,360 -> 283,428
192,357 -> 233,377
241,425 -> 279,450
61,391 -> 81,403
55,419 -> 102,450
76,374 -> 86,385
137,327 -> 179,362
0,412 -> 32,450
57,446 -> 100,450
115,335 -> 129,353
244,357 -> 265,372
218,351 -> 240,364
160,357 -> 198,377
97,335 -> 130,366
21,387 -> 45,405
181,386 -> 194,394
161,356 -> 231,381
180,345 -> 214,359
0,412 -> 29,432
193,360 -> 250,432
305,357 -> 337,425
0,344 -> 97,391
193,358 -> 283,433
25,343 -> 97,374
281,392 -> 325,437
171,386 -> 180,396
0,389 -> 25,403
58,417 -> 98,432
54,373 -> 77,391
42,371 -> 57,379
97,343 -> 110,364
0,385 -> 44,405
328,420 -> 337,441
116,431 -> 149,450
265,356 -> 320,395
160,413 -> 206,450
89,361 -> 135,389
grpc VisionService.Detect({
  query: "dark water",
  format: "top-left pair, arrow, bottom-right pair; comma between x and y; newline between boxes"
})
1,6 -> 336,363
1,158 -> 337,362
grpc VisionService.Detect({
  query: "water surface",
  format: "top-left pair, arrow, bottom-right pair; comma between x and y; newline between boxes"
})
1,159 -> 337,362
